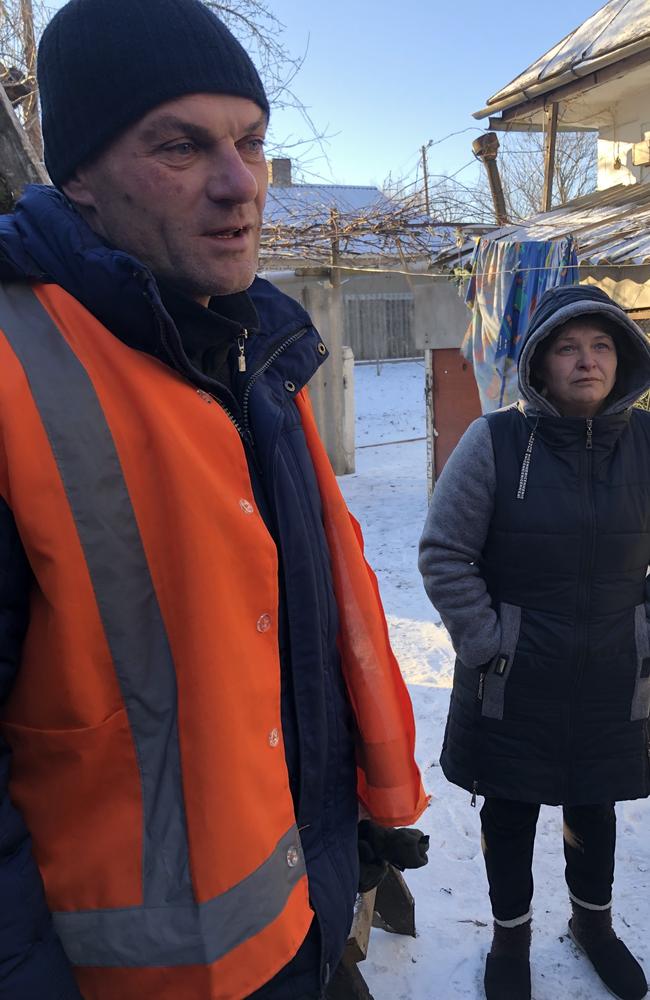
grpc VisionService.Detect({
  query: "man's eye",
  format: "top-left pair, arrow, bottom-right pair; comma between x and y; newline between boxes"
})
162,141 -> 198,156
239,137 -> 266,159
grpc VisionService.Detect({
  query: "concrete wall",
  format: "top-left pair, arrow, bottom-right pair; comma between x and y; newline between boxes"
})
413,277 -> 471,350
597,89 -> 650,189
267,272 -> 352,475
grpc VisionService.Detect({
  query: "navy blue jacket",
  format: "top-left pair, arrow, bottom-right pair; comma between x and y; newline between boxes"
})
0,186 -> 359,999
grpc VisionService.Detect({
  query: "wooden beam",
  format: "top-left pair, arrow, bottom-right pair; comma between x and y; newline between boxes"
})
0,83 -> 48,198
542,102 -> 559,213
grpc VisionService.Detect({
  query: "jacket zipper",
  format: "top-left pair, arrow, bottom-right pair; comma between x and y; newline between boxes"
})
195,388 -> 250,443
241,327 -> 308,434
471,671 -> 487,806
567,419 -> 596,797
150,296 -> 253,445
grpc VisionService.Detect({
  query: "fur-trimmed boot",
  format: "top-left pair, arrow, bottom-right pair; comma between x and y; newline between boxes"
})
484,920 -> 531,1000
569,901 -> 648,1000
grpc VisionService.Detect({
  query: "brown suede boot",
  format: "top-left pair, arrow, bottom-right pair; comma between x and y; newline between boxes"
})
569,901 -> 647,1000
484,920 -> 531,1000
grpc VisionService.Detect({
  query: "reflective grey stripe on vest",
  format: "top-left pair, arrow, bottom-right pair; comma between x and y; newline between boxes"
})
0,281 -> 192,909
54,826 -> 306,967
0,284 -> 307,965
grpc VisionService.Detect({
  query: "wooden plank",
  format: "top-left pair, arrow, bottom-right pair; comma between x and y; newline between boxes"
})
345,888 -> 377,964
542,102 -> 559,213
0,83 -> 48,200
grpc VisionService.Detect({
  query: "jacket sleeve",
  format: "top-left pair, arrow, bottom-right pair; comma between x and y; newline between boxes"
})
418,417 -> 501,668
0,498 -> 83,1000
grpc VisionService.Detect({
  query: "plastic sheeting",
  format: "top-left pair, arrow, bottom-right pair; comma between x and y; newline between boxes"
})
462,237 -> 579,412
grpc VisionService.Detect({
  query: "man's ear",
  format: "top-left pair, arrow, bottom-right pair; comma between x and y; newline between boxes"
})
61,168 -> 97,209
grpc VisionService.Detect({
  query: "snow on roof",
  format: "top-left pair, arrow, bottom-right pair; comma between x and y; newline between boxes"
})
264,183 -> 393,225
475,0 -> 650,118
263,183 -> 455,260
435,182 -> 650,268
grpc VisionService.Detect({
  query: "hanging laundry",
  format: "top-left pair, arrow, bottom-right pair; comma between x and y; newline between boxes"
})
463,237 -> 578,411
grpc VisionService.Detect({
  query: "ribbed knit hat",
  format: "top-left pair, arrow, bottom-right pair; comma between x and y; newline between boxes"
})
38,0 -> 270,186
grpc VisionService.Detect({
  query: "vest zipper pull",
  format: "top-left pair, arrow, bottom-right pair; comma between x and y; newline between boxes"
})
586,418 -> 593,450
470,780 -> 478,807
237,330 -> 248,373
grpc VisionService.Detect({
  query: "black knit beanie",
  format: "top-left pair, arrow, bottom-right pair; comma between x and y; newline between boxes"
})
38,0 -> 270,187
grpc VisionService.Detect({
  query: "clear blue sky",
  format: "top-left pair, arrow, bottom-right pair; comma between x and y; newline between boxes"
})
47,0 -> 603,189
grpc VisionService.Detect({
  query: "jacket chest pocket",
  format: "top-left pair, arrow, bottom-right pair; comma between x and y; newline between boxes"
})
631,603 -> 650,721
481,602 -> 521,721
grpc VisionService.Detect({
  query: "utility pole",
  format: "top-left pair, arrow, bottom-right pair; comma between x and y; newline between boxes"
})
472,132 -> 509,226
421,144 -> 431,217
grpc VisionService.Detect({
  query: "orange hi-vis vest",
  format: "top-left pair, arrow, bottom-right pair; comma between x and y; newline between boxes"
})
0,282 -> 428,1000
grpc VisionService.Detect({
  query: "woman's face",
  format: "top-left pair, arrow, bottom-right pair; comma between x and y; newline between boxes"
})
537,321 -> 618,418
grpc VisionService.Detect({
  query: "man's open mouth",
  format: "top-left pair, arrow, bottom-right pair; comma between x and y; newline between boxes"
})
206,226 -> 249,239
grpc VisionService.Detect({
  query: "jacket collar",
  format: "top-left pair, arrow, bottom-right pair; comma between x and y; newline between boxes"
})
0,185 -> 323,392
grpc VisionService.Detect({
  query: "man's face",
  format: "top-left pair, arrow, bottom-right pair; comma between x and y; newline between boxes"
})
63,93 -> 268,303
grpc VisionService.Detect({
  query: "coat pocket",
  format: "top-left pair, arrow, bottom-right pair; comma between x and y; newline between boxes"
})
631,603 -> 650,721
481,602 -> 521,721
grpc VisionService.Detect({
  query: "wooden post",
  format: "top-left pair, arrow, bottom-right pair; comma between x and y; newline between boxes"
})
421,144 -> 431,218
0,82 -> 48,201
330,207 -> 341,289
472,133 -> 509,226
19,0 -> 43,159
542,102 -> 559,212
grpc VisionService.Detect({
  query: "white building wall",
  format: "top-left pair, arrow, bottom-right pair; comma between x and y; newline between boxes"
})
597,89 -> 650,189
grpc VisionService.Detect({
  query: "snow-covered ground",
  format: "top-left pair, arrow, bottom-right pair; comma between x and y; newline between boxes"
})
338,360 -> 650,1000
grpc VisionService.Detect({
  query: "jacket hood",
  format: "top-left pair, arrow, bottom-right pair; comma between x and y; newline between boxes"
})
517,284 -> 650,416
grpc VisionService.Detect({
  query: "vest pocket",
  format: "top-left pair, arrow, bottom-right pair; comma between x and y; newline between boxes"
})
0,708 -> 142,910
631,603 -> 650,721
481,602 -> 522,721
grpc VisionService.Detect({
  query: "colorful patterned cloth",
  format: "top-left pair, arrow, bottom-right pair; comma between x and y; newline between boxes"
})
463,237 -> 579,411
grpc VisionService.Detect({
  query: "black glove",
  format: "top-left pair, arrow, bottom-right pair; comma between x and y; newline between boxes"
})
357,819 -> 429,892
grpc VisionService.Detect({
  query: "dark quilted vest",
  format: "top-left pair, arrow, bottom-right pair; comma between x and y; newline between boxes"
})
441,404 -> 650,805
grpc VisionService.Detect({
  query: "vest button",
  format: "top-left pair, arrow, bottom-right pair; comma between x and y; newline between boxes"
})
256,613 -> 272,633
286,846 -> 300,868
239,498 -> 254,515
268,728 -> 280,747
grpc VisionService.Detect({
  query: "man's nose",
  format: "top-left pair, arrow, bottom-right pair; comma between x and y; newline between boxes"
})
206,146 -> 259,204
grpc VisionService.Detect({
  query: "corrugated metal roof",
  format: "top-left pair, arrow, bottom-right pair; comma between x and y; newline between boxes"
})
476,0 -> 650,117
436,182 -> 650,268
265,183 -> 392,224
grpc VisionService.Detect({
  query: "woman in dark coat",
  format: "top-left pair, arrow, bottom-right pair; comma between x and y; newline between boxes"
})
419,285 -> 650,1000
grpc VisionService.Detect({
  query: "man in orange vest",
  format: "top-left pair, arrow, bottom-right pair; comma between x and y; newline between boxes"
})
0,2 -> 427,998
